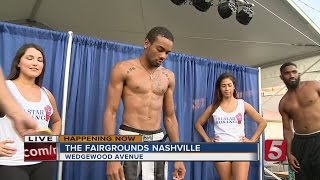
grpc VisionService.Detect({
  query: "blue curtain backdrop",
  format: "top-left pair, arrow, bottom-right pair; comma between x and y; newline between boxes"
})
0,22 -> 261,180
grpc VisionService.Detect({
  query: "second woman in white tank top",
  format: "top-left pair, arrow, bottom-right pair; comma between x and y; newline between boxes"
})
195,73 -> 267,180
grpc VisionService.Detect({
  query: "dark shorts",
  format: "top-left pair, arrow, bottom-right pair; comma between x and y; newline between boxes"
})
0,162 -> 54,180
292,131 -> 320,180
118,124 -> 167,180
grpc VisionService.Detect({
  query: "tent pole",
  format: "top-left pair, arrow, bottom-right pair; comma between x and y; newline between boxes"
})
258,67 -> 264,180
58,31 -> 73,180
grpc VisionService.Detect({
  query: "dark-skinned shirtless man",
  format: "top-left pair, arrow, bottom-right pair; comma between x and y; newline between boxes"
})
103,26 -> 186,180
279,62 -> 320,180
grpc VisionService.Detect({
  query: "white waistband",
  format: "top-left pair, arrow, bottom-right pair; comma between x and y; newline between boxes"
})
295,129 -> 320,136
118,129 -> 164,141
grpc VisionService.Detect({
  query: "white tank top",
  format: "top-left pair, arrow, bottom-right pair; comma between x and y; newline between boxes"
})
213,99 -> 245,142
0,80 -> 53,166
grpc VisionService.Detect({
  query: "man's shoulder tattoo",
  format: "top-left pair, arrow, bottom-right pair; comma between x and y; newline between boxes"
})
161,70 -> 170,82
126,66 -> 136,74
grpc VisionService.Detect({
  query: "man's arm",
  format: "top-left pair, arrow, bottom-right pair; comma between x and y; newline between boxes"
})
103,63 -> 125,135
163,71 -> 179,142
163,71 -> 186,179
279,101 -> 299,171
279,104 -> 293,156
103,63 -> 126,180
0,68 -> 37,136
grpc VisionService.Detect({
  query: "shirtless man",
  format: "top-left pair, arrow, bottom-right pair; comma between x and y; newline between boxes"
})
0,67 -> 37,136
103,26 -> 186,180
278,62 -> 320,180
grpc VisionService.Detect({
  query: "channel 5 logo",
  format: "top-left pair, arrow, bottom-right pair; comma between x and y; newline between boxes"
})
264,140 -> 287,161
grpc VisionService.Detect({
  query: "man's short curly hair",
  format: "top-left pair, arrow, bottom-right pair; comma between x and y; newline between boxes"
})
145,26 -> 174,43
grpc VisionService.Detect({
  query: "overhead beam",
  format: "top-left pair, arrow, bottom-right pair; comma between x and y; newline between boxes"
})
258,49 -> 320,68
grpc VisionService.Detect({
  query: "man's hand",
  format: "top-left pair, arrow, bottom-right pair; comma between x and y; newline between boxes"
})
0,140 -> 17,157
287,153 -> 300,172
106,161 -> 125,180
172,161 -> 186,180
11,111 -> 38,136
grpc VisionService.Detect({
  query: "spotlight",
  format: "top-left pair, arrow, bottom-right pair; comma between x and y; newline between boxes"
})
236,5 -> 254,25
171,0 -> 187,6
191,0 -> 213,12
217,0 -> 237,19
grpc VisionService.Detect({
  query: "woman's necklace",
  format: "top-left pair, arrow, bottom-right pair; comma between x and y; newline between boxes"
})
139,58 -> 157,80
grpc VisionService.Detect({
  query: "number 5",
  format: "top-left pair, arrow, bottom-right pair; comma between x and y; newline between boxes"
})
267,140 -> 284,160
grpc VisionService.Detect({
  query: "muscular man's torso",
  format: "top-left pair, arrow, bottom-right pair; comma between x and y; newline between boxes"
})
120,60 -> 172,131
280,81 -> 320,133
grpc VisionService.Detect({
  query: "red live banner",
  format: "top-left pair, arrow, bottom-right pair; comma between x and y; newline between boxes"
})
24,143 -> 57,161
264,139 -> 287,161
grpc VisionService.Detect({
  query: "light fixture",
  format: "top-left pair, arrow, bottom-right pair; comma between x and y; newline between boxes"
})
217,0 -> 237,19
236,5 -> 254,25
171,0 -> 187,6
170,0 -> 255,25
191,0 -> 213,12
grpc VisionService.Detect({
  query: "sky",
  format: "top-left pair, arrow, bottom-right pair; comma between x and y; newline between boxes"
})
293,0 -> 320,29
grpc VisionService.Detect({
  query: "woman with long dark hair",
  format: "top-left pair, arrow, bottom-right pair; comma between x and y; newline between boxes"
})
0,43 -> 62,180
195,72 -> 267,180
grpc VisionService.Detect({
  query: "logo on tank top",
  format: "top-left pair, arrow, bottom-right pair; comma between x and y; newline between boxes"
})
27,109 -> 46,121
236,113 -> 242,124
44,105 -> 52,122
215,116 -> 237,124
25,105 -> 51,122
215,113 -> 243,124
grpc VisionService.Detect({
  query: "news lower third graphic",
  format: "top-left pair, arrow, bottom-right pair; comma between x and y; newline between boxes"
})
24,135 -> 260,161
